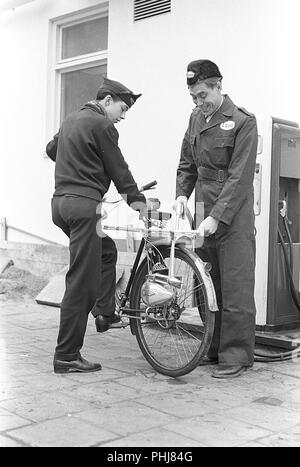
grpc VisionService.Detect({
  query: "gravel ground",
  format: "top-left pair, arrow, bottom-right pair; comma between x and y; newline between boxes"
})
0,265 -> 48,300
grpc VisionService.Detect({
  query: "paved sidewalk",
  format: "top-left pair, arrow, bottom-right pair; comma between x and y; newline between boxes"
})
0,297 -> 300,447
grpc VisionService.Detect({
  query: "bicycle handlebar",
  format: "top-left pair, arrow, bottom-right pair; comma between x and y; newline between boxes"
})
139,180 -> 157,192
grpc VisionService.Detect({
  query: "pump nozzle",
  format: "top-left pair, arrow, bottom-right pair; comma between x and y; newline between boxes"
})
279,200 -> 287,218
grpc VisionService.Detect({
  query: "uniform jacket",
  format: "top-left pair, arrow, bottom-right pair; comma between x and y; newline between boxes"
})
176,95 -> 258,225
46,101 -> 146,207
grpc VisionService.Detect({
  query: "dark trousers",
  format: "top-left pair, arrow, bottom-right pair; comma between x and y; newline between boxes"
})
197,199 -> 256,366
51,195 -> 117,361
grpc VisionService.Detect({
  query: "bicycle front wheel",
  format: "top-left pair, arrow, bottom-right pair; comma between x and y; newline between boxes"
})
130,247 -> 216,377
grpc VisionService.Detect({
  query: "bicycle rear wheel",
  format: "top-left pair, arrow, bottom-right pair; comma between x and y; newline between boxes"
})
130,247 -> 215,377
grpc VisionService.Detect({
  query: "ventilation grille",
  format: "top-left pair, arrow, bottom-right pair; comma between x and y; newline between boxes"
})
134,0 -> 171,22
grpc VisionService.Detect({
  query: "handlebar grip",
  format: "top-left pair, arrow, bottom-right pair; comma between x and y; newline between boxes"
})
139,180 -> 157,192
147,198 -> 161,211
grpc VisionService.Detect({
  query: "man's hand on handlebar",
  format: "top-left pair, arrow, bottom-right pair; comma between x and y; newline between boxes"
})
139,198 -> 161,220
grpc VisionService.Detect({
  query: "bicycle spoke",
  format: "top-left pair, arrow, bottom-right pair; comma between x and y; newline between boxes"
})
131,247 -> 214,377
175,322 -> 203,343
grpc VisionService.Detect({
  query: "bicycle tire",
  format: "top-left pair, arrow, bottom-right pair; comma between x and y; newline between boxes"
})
130,246 -> 216,377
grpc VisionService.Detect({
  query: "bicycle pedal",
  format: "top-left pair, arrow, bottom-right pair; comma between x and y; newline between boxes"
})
110,320 -> 129,329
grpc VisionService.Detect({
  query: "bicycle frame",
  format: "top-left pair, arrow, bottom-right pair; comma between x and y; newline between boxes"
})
102,183 -> 217,322
103,220 -> 204,320
101,185 -> 218,376
120,236 -> 146,314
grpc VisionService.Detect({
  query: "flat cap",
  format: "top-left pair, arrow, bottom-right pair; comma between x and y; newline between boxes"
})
186,60 -> 222,85
98,77 -> 142,108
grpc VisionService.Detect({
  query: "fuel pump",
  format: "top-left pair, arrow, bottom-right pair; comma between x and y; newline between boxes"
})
254,116 -> 300,359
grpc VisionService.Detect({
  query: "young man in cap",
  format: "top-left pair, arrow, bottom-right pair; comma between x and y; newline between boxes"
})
47,78 -> 148,374
174,60 -> 258,379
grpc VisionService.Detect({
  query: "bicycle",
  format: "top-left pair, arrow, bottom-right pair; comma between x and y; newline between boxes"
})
102,181 -> 217,377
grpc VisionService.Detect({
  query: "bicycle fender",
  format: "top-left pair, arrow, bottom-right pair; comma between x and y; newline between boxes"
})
180,247 -> 219,313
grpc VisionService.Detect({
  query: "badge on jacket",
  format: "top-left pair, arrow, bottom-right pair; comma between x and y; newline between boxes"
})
220,121 -> 235,130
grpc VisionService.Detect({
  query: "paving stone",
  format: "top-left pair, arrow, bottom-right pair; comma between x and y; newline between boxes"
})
251,371 -> 300,391
60,380 -> 143,407
213,373 -> 300,405
0,362 -> 51,378
0,407 -> 31,431
114,362 -> 157,375
3,316 -> 58,331
101,427 -> 203,447
239,441 -> 269,447
135,390 -> 215,418
0,333 -> 34,346
0,391 -> 93,422
165,413 -> 272,447
64,367 -> 130,384
8,415 -> 118,447
1,297 -> 300,447
257,424 -> 300,447
278,388 -> 300,412
102,357 -> 151,375
181,365 -> 267,387
227,403 -> 300,432
6,373 -> 78,395
0,374 -> 26,389
115,374 -> 196,395
74,401 -> 179,436
165,385 -> 253,411
264,362 -> 300,380
0,434 -> 25,447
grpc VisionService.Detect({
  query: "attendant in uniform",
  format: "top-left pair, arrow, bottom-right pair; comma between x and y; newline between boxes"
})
47,78 -> 148,374
174,60 -> 258,378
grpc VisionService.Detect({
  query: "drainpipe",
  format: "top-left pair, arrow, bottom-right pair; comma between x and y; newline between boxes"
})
0,0 -> 36,14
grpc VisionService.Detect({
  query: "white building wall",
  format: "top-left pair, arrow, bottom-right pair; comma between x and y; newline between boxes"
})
0,0 -> 106,244
0,0 -> 299,244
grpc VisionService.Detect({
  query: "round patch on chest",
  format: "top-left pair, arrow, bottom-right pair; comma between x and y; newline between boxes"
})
220,121 -> 235,130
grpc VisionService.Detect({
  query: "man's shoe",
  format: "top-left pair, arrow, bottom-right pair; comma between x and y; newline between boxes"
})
198,356 -> 218,366
53,355 -> 102,374
95,313 -> 128,333
211,365 -> 248,379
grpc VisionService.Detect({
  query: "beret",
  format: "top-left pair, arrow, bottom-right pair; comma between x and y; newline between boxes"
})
187,60 -> 222,85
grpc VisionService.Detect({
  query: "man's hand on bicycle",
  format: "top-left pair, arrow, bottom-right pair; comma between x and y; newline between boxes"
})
139,198 -> 161,221
197,216 -> 219,237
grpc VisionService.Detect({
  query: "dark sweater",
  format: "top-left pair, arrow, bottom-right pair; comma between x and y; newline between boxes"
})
46,102 -> 146,207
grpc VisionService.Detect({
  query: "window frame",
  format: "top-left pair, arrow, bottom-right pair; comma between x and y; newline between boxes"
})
46,4 -> 109,140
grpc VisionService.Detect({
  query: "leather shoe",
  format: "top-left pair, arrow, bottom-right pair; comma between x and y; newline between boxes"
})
211,365 -> 248,379
53,355 -> 102,374
95,313 -> 128,333
198,356 -> 218,366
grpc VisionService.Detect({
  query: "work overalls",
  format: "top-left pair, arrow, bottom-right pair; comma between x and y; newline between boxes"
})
176,95 -> 258,366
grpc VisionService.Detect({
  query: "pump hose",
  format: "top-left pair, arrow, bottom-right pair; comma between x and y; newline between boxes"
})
277,228 -> 300,312
283,216 -> 294,271
254,224 -> 300,362
187,208 -> 300,363
254,348 -> 300,362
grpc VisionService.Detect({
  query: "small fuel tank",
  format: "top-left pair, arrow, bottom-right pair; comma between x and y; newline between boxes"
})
141,281 -> 175,306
